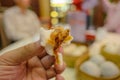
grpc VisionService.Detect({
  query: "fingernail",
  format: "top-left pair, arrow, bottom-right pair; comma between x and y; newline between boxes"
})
56,75 -> 64,80
58,47 -> 63,53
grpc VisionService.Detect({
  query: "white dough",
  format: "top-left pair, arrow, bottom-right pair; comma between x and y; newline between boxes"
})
90,54 -> 106,65
40,27 -> 73,56
78,46 -> 87,54
101,61 -> 120,78
72,46 -> 87,56
89,32 -> 120,56
104,42 -> 120,54
39,28 -> 54,55
63,44 -> 77,54
73,48 -> 83,56
64,44 -> 87,56
80,61 -> 101,77
40,28 -> 54,46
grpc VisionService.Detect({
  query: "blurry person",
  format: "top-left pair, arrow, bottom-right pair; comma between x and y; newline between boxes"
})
102,0 -> 120,33
82,0 -> 98,11
3,0 -> 41,42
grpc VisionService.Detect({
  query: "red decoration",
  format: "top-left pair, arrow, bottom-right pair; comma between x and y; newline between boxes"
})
73,0 -> 83,10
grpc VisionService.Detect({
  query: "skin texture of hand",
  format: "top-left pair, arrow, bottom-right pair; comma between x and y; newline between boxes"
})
0,42 -> 65,80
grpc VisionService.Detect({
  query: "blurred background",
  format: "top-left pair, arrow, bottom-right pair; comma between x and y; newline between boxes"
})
1,0 -> 119,47
0,0 -> 120,80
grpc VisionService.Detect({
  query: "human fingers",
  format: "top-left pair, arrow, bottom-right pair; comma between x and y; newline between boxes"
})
37,50 -> 47,59
54,63 -> 66,74
56,75 -> 64,80
41,55 -> 55,70
0,42 -> 44,65
46,67 -> 56,79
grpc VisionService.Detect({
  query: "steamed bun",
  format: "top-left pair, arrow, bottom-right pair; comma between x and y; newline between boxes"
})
73,46 -> 87,56
77,46 -> 87,54
104,42 -> 120,54
80,61 -> 101,77
101,61 -> 120,78
40,27 -> 73,56
90,54 -> 106,65
63,43 -> 77,54
40,28 -> 54,55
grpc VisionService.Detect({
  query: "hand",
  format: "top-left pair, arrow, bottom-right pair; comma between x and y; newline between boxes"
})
0,42 -> 65,80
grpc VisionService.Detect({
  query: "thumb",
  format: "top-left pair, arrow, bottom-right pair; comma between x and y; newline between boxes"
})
0,41 -> 44,65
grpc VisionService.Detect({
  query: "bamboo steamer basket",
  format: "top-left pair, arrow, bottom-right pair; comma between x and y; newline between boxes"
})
75,53 -> 120,80
101,46 -> 120,67
63,42 -> 88,67
63,54 -> 82,67
117,77 -> 120,80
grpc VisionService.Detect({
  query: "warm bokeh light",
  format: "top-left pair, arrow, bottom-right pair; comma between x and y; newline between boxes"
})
50,11 -> 58,18
51,0 -> 73,4
50,0 -> 73,7
51,3 -> 66,7
51,18 -> 59,25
